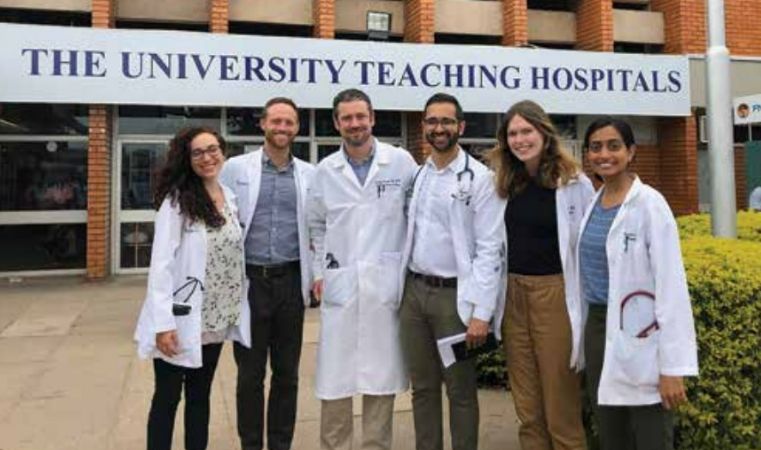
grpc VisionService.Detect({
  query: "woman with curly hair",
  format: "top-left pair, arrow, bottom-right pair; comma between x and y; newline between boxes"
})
488,100 -> 593,450
134,126 -> 249,450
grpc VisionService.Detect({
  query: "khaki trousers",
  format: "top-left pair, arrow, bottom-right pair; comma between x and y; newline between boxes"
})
320,395 -> 395,450
503,274 -> 586,450
399,275 -> 479,450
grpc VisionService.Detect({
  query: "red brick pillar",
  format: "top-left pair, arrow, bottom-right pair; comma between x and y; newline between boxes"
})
86,0 -> 115,279
209,0 -> 229,34
575,0 -> 613,52
313,0 -> 335,39
404,0 -> 434,162
658,116 -> 699,216
725,0 -> 761,56
502,0 -> 528,47
650,0 -> 706,54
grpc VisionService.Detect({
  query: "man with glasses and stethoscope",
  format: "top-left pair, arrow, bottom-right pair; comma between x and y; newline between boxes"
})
398,93 -> 506,450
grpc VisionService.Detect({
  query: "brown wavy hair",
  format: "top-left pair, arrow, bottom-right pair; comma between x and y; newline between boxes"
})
487,100 -> 581,200
153,126 -> 227,228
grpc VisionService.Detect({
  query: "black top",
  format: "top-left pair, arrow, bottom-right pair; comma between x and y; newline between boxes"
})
505,180 -> 563,275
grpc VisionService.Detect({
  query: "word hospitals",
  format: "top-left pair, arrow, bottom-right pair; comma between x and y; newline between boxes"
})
21,49 -> 684,93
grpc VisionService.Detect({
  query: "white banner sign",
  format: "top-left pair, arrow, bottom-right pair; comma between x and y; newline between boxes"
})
733,94 -> 761,125
0,23 -> 691,115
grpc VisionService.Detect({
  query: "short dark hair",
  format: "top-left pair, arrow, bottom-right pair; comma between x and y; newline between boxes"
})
582,116 -> 636,151
263,97 -> 299,118
424,92 -> 465,121
332,88 -> 373,118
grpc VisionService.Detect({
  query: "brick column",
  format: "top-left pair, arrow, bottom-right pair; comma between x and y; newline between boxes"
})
404,0 -> 434,161
502,0 -> 528,47
658,116 -> 699,216
209,0 -> 229,33
87,0 -> 115,279
91,0 -> 114,28
313,0 -> 335,39
86,105 -> 112,279
650,0 -> 706,54
575,0 -> 613,52
725,0 -> 761,56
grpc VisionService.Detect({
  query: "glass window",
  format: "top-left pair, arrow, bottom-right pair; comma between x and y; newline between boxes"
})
462,113 -> 498,139
315,109 -> 340,137
373,111 -> 403,137
552,115 -> 577,140
0,104 -> 89,135
122,143 -> 167,210
0,141 -> 88,211
318,144 -> 340,161
227,108 -> 309,137
0,224 -> 86,271
121,222 -> 154,269
460,142 -> 495,164
118,106 -> 220,135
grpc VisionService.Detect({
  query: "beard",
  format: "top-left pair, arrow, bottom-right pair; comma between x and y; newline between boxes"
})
426,131 -> 459,153
265,131 -> 295,151
342,128 -> 372,148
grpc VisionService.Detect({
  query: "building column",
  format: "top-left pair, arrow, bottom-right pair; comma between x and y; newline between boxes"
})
502,0 -> 527,47
658,116 -> 699,216
574,0 -> 613,52
209,0 -> 229,33
404,0 -> 434,162
313,0 -> 335,39
650,0 -> 706,54
86,0 -> 115,279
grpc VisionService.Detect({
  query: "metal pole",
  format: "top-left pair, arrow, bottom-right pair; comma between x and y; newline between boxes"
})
705,0 -> 737,237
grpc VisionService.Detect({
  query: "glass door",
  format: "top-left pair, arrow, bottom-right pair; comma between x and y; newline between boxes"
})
115,140 -> 168,273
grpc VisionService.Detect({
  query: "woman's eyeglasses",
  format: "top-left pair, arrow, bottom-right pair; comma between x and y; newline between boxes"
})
190,144 -> 222,160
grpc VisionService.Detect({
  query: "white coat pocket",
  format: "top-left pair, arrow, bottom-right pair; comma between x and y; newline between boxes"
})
323,267 -> 355,308
611,330 -> 660,387
377,252 -> 402,308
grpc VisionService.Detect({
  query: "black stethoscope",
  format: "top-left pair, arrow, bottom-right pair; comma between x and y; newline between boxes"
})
406,151 -> 475,208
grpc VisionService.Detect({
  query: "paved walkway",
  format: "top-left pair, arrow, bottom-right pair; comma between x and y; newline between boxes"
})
0,276 -> 519,450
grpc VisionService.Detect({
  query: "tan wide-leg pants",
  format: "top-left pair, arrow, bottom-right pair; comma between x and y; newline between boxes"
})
320,394 -> 395,450
503,273 -> 586,450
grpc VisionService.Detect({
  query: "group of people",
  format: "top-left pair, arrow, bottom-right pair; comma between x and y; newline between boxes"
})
134,88 -> 699,450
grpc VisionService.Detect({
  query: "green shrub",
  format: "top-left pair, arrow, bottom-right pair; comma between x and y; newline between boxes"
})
477,235 -> 761,450
677,211 -> 761,243
676,237 -> 761,450
476,343 -> 508,388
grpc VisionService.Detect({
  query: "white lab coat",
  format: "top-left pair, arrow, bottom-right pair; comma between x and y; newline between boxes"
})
220,149 -> 315,305
134,185 -> 250,369
308,140 -> 418,400
400,150 -> 507,337
577,177 -> 699,406
548,174 -> 595,371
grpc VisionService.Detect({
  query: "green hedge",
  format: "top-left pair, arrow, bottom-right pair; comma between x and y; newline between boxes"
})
676,237 -> 761,450
477,215 -> 761,450
677,211 -> 761,243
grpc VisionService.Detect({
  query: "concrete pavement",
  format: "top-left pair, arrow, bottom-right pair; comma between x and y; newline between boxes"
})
0,276 -> 520,450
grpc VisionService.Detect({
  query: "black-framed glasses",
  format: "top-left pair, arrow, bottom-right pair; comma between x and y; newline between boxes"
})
190,144 -> 222,160
423,117 -> 459,128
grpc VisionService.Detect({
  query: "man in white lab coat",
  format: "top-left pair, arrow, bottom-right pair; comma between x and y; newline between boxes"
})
220,97 -> 315,450
399,93 -> 506,450
308,88 -> 418,450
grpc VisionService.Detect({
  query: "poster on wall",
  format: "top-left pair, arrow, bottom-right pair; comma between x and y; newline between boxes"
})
733,94 -> 761,125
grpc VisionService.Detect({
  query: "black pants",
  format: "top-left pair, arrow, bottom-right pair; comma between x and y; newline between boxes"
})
234,264 -> 305,450
147,343 -> 223,450
585,304 -> 674,450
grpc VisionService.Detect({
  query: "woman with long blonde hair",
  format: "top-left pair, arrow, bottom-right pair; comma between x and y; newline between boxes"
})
488,100 -> 593,450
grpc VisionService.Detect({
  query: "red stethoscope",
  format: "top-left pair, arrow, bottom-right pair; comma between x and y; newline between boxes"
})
620,290 -> 659,338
